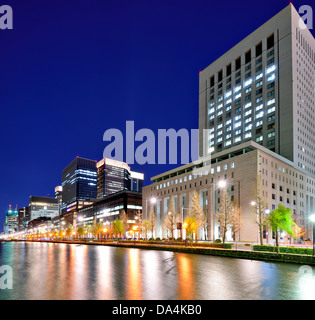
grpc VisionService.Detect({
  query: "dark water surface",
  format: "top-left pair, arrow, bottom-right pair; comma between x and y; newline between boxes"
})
0,241 -> 314,300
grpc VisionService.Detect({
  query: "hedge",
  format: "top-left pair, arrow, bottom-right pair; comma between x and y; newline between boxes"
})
253,245 -> 313,255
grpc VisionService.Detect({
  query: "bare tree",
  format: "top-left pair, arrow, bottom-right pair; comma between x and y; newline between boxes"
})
164,197 -> 176,239
216,188 -> 234,244
230,206 -> 241,241
135,210 -> 143,238
189,192 -> 204,242
251,175 -> 268,245
148,208 -> 156,239
119,210 -> 129,238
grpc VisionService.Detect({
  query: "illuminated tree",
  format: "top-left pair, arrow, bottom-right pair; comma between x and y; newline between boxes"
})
251,175 -> 268,245
148,208 -> 156,239
164,197 -> 176,239
216,188 -> 234,244
265,204 -> 296,253
77,227 -> 84,239
142,220 -> 151,241
91,221 -> 103,240
112,218 -> 125,240
189,192 -> 205,242
184,216 -> 197,242
119,210 -> 129,236
66,225 -> 73,238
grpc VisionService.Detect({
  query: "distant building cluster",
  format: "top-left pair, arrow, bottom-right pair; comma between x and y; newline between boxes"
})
2,157 -> 143,237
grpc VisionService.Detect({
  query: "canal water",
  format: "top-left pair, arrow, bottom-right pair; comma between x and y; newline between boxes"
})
0,241 -> 314,300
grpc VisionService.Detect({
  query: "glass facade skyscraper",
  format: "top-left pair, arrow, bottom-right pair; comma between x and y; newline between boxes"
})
97,158 -> 144,199
61,157 -> 98,213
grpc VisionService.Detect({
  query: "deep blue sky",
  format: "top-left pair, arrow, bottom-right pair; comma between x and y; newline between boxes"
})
0,0 -> 313,229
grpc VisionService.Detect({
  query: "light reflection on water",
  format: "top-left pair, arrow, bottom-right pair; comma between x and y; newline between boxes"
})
0,241 -> 314,300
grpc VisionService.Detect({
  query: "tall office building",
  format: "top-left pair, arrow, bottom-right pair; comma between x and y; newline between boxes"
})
55,186 -> 63,214
143,5 -> 315,242
4,205 -> 19,234
97,158 -> 144,199
61,157 -> 98,213
18,206 -> 30,231
199,4 -> 315,176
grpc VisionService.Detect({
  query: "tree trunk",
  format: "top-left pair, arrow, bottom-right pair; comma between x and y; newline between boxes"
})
275,229 -> 279,253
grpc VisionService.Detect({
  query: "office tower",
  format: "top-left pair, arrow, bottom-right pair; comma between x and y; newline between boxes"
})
61,157 -> 98,213
29,196 -> 59,221
55,186 -> 63,214
96,158 -> 144,199
199,4 -> 315,176
18,206 -> 30,231
143,5 -> 315,242
4,205 -> 19,234
130,171 -> 144,193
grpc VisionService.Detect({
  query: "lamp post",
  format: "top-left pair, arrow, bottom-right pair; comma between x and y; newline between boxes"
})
310,214 -> 315,256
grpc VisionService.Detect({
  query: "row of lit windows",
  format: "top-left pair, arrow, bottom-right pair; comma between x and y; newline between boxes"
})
155,163 -> 235,190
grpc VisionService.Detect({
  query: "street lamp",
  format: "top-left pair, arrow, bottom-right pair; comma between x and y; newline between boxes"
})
310,214 -> 315,256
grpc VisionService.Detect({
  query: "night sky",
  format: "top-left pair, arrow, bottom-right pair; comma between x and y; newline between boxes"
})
1,0 -> 314,230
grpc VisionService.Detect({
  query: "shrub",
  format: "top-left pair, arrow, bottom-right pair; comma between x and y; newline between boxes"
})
215,239 -> 222,243
155,237 -> 161,241
253,245 -> 313,255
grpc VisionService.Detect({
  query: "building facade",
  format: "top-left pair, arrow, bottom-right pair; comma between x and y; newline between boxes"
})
143,4 -> 315,243
199,4 -> 315,177
61,157 -> 98,216
18,206 -> 30,231
4,205 -> 19,234
143,141 -> 315,242
29,196 -> 60,221
96,158 -> 144,199
76,190 -> 142,237
55,186 -> 63,214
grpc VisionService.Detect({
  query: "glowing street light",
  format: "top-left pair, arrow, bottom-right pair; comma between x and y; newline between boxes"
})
218,180 -> 227,189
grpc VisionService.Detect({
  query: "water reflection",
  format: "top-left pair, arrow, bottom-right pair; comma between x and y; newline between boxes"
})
176,254 -> 195,300
0,242 -> 314,300
126,249 -> 142,300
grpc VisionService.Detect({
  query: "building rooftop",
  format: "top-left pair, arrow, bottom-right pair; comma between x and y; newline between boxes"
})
150,140 -> 306,182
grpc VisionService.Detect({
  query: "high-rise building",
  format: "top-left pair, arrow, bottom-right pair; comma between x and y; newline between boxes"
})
18,206 -> 30,231
5,205 -> 19,234
61,157 -> 98,213
96,158 -> 144,199
55,186 -> 63,214
29,196 -> 59,221
143,5 -> 315,242
199,4 -> 315,176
